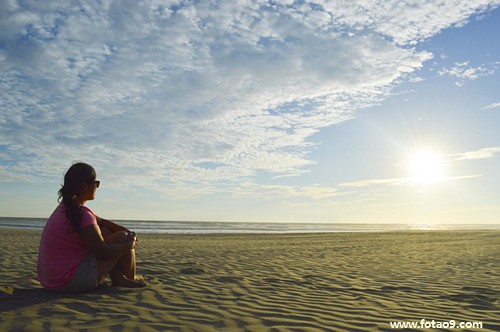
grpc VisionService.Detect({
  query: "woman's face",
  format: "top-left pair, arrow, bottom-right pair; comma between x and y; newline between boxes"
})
81,179 -> 99,202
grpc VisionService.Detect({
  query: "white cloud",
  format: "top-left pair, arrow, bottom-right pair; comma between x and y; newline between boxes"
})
481,102 -> 500,110
0,0 -> 497,198
454,147 -> 500,160
339,178 -> 407,188
338,175 -> 481,188
317,0 -> 499,45
438,61 -> 498,86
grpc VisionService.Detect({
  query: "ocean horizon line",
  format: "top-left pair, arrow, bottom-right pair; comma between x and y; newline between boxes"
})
0,217 -> 499,234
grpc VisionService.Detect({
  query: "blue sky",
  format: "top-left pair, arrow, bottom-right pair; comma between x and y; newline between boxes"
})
1,0 -> 499,224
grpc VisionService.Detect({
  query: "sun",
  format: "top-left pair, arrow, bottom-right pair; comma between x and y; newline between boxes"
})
408,151 -> 446,184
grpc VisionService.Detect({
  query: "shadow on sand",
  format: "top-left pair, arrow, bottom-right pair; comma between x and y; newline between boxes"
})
0,284 -> 129,313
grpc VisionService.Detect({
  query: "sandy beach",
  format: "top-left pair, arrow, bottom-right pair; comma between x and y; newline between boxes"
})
1,229 -> 498,331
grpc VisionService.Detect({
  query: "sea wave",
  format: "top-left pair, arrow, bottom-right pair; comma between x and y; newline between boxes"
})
0,217 -> 498,234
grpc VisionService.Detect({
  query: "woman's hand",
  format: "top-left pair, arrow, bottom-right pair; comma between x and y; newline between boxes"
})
80,225 -> 137,259
127,231 -> 138,244
127,231 -> 138,249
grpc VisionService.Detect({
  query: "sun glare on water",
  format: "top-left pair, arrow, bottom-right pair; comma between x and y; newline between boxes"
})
408,151 -> 446,184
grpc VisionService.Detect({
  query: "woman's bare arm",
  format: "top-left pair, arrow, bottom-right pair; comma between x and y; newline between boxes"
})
96,216 -> 129,233
79,224 -> 135,260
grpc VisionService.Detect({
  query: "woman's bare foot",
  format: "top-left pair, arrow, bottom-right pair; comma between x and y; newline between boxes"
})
112,273 -> 147,288
135,275 -> 147,282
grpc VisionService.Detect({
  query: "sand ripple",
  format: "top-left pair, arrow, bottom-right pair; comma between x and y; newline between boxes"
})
1,230 -> 499,331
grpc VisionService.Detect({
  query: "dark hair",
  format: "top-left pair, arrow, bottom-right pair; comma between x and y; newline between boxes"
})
58,162 -> 96,230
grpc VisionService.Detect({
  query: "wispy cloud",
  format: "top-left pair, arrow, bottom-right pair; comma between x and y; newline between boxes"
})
481,102 -> 500,110
438,61 -> 498,86
339,178 -> 407,188
454,147 -> 500,160
0,0 -> 497,198
338,175 -> 481,188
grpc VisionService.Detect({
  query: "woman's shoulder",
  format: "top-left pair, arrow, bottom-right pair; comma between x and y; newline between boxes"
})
81,206 -> 97,225
48,203 -> 65,219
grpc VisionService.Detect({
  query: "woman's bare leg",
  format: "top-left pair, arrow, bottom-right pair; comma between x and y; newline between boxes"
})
116,249 -> 136,280
96,231 -> 145,287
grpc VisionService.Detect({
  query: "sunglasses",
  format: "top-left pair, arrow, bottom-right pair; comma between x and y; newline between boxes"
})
91,180 -> 100,188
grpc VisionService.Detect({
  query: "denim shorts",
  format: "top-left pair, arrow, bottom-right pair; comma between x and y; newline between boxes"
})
56,254 -> 98,293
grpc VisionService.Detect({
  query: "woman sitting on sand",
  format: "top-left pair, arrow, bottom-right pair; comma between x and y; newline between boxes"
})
37,162 -> 146,292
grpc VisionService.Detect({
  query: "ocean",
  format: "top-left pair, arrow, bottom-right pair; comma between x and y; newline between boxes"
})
0,217 -> 498,234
